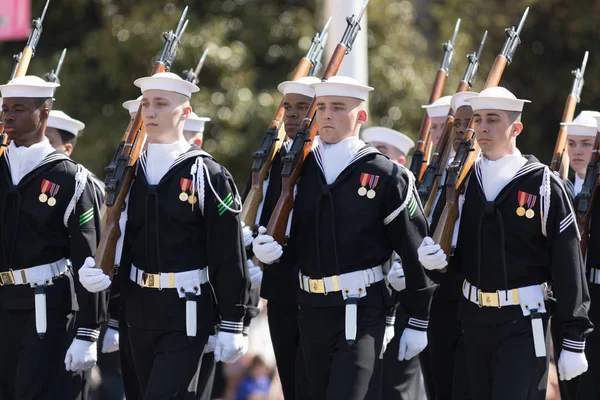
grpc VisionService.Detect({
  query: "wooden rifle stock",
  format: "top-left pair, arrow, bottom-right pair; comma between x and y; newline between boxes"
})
266,45 -> 348,245
240,57 -> 312,227
550,95 -> 577,173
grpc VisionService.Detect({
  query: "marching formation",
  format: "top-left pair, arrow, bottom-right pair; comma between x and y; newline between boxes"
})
0,1 -> 598,400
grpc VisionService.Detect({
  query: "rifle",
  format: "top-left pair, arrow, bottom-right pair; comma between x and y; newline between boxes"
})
409,18 -> 460,184
44,48 -> 67,83
182,48 -> 209,84
240,18 -> 331,228
265,1 -> 369,246
576,128 -> 600,255
550,51 -> 588,179
96,7 -> 189,278
419,31 -> 488,214
0,0 -> 50,156
9,53 -> 22,81
433,8 -> 529,260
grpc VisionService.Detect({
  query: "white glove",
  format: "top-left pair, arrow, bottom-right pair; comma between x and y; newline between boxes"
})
398,328 -> 428,361
204,335 -> 217,353
558,350 -> 588,381
248,259 -> 263,289
214,330 -> 246,363
65,339 -> 98,372
241,222 -> 254,248
387,262 -> 406,292
240,334 -> 250,356
101,328 -> 119,354
417,237 -> 448,271
78,257 -> 111,293
380,319 -> 395,358
252,226 -> 283,264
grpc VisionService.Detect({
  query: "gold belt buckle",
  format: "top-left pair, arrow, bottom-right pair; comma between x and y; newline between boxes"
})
478,289 -> 500,308
0,271 -> 15,285
308,278 -> 325,294
142,272 -> 160,289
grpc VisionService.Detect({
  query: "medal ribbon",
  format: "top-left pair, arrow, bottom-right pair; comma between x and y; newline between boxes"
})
40,179 -> 51,194
527,194 -> 537,209
517,190 -> 527,207
49,183 -> 60,197
360,173 -> 370,187
180,178 -> 191,193
368,175 -> 379,190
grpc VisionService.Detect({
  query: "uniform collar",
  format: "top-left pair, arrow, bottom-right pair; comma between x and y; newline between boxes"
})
314,136 -> 366,184
574,173 -> 584,197
5,138 -> 55,185
477,150 -> 527,201
145,139 -> 191,185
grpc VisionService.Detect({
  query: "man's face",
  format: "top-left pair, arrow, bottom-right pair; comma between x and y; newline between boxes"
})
315,96 -> 366,144
282,93 -> 312,140
452,106 -> 473,152
473,109 -> 521,159
372,141 -> 406,165
1,97 -> 48,146
141,90 -> 190,138
429,116 -> 447,146
568,134 -> 595,175
45,127 -> 74,156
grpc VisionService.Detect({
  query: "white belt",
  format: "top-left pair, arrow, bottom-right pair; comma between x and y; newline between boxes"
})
130,265 -> 210,338
462,279 -> 549,358
590,268 -> 600,285
0,258 -> 69,287
299,266 -> 383,345
130,265 -> 209,296
299,266 -> 384,298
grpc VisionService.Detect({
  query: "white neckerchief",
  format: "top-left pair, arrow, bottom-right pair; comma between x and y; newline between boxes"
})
316,136 -> 365,184
6,139 -> 55,185
478,151 -> 527,201
574,174 -> 584,196
146,139 -> 191,185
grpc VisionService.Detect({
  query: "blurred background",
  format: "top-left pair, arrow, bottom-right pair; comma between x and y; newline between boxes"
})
1,0 -> 599,185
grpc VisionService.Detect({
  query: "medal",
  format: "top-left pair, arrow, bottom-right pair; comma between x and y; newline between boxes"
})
358,173 -> 380,199
47,182 -> 60,207
358,173 -> 369,196
525,193 -> 537,219
358,187 -> 367,196
516,191 -> 527,217
366,174 -> 379,199
526,209 -> 535,219
39,179 -> 51,203
367,189 -> 376,199
188,194 -> 197,205
180,178 -> 192,202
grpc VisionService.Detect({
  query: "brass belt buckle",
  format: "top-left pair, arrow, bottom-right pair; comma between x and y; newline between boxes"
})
0,270 -> 15,285
142,272 -> 160,289
478,289 -> 500,308
308,279 -> 325,294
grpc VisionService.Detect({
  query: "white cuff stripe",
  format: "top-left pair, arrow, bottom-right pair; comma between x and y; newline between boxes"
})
408,318 -> 429,328
559,214 -> 575,233
386,316 -> 396,325
563,339 -> 585,348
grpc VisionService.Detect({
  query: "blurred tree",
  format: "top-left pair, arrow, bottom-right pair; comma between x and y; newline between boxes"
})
0,0 -> 598,185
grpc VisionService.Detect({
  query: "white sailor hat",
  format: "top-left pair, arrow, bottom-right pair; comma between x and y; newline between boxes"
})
277,76 -> 320,98
422,95 -> 452,118
465,86 -> 530,112
122,95 -> 142,116
450,91 -> 478,112
310,76 -> 373,101
134,72 -> 199,98
362,127 -> 415,155
0,75 -> 59,99
184,112 -> 211,133
47,110 -> 85,137
561,112 -> 599,137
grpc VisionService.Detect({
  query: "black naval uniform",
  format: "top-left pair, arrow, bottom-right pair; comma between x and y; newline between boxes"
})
117,146 -> 249,399
242,142 -> 310,400
283,144 -> 435,400
451,156 -> 592,399
0,148 -> 107,400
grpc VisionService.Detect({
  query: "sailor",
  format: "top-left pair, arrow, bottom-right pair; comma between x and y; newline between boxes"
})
422,95 -> 452,147
78,72 -> 250,399
563,112 -> 600,198
253,76 -> 435,400
419,87 -> 592,399
0,75 -> 107,399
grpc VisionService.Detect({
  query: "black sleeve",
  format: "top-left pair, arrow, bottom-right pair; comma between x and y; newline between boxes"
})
204,159 -> 250,333
547,174 -> 593,351
382,165 -> 436,331
68,175 -> 108,341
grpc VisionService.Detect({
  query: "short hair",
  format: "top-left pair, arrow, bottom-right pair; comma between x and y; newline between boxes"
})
506,111 -> 522,123
56,128 -> 77,147
34,97 -> 53,109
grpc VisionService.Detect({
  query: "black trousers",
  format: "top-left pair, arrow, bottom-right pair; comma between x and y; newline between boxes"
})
0,308 -> 71,400
128,326 -> 208,400
298,305 -> 385,400
195,351 -> 216,400
365,306 -> 425,400
462,316 -> 549,400
267,302 -> 310,400
120,308 -> 143,400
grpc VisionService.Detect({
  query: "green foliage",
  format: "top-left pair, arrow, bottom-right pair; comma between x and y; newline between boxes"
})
1,0 -> 597,185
